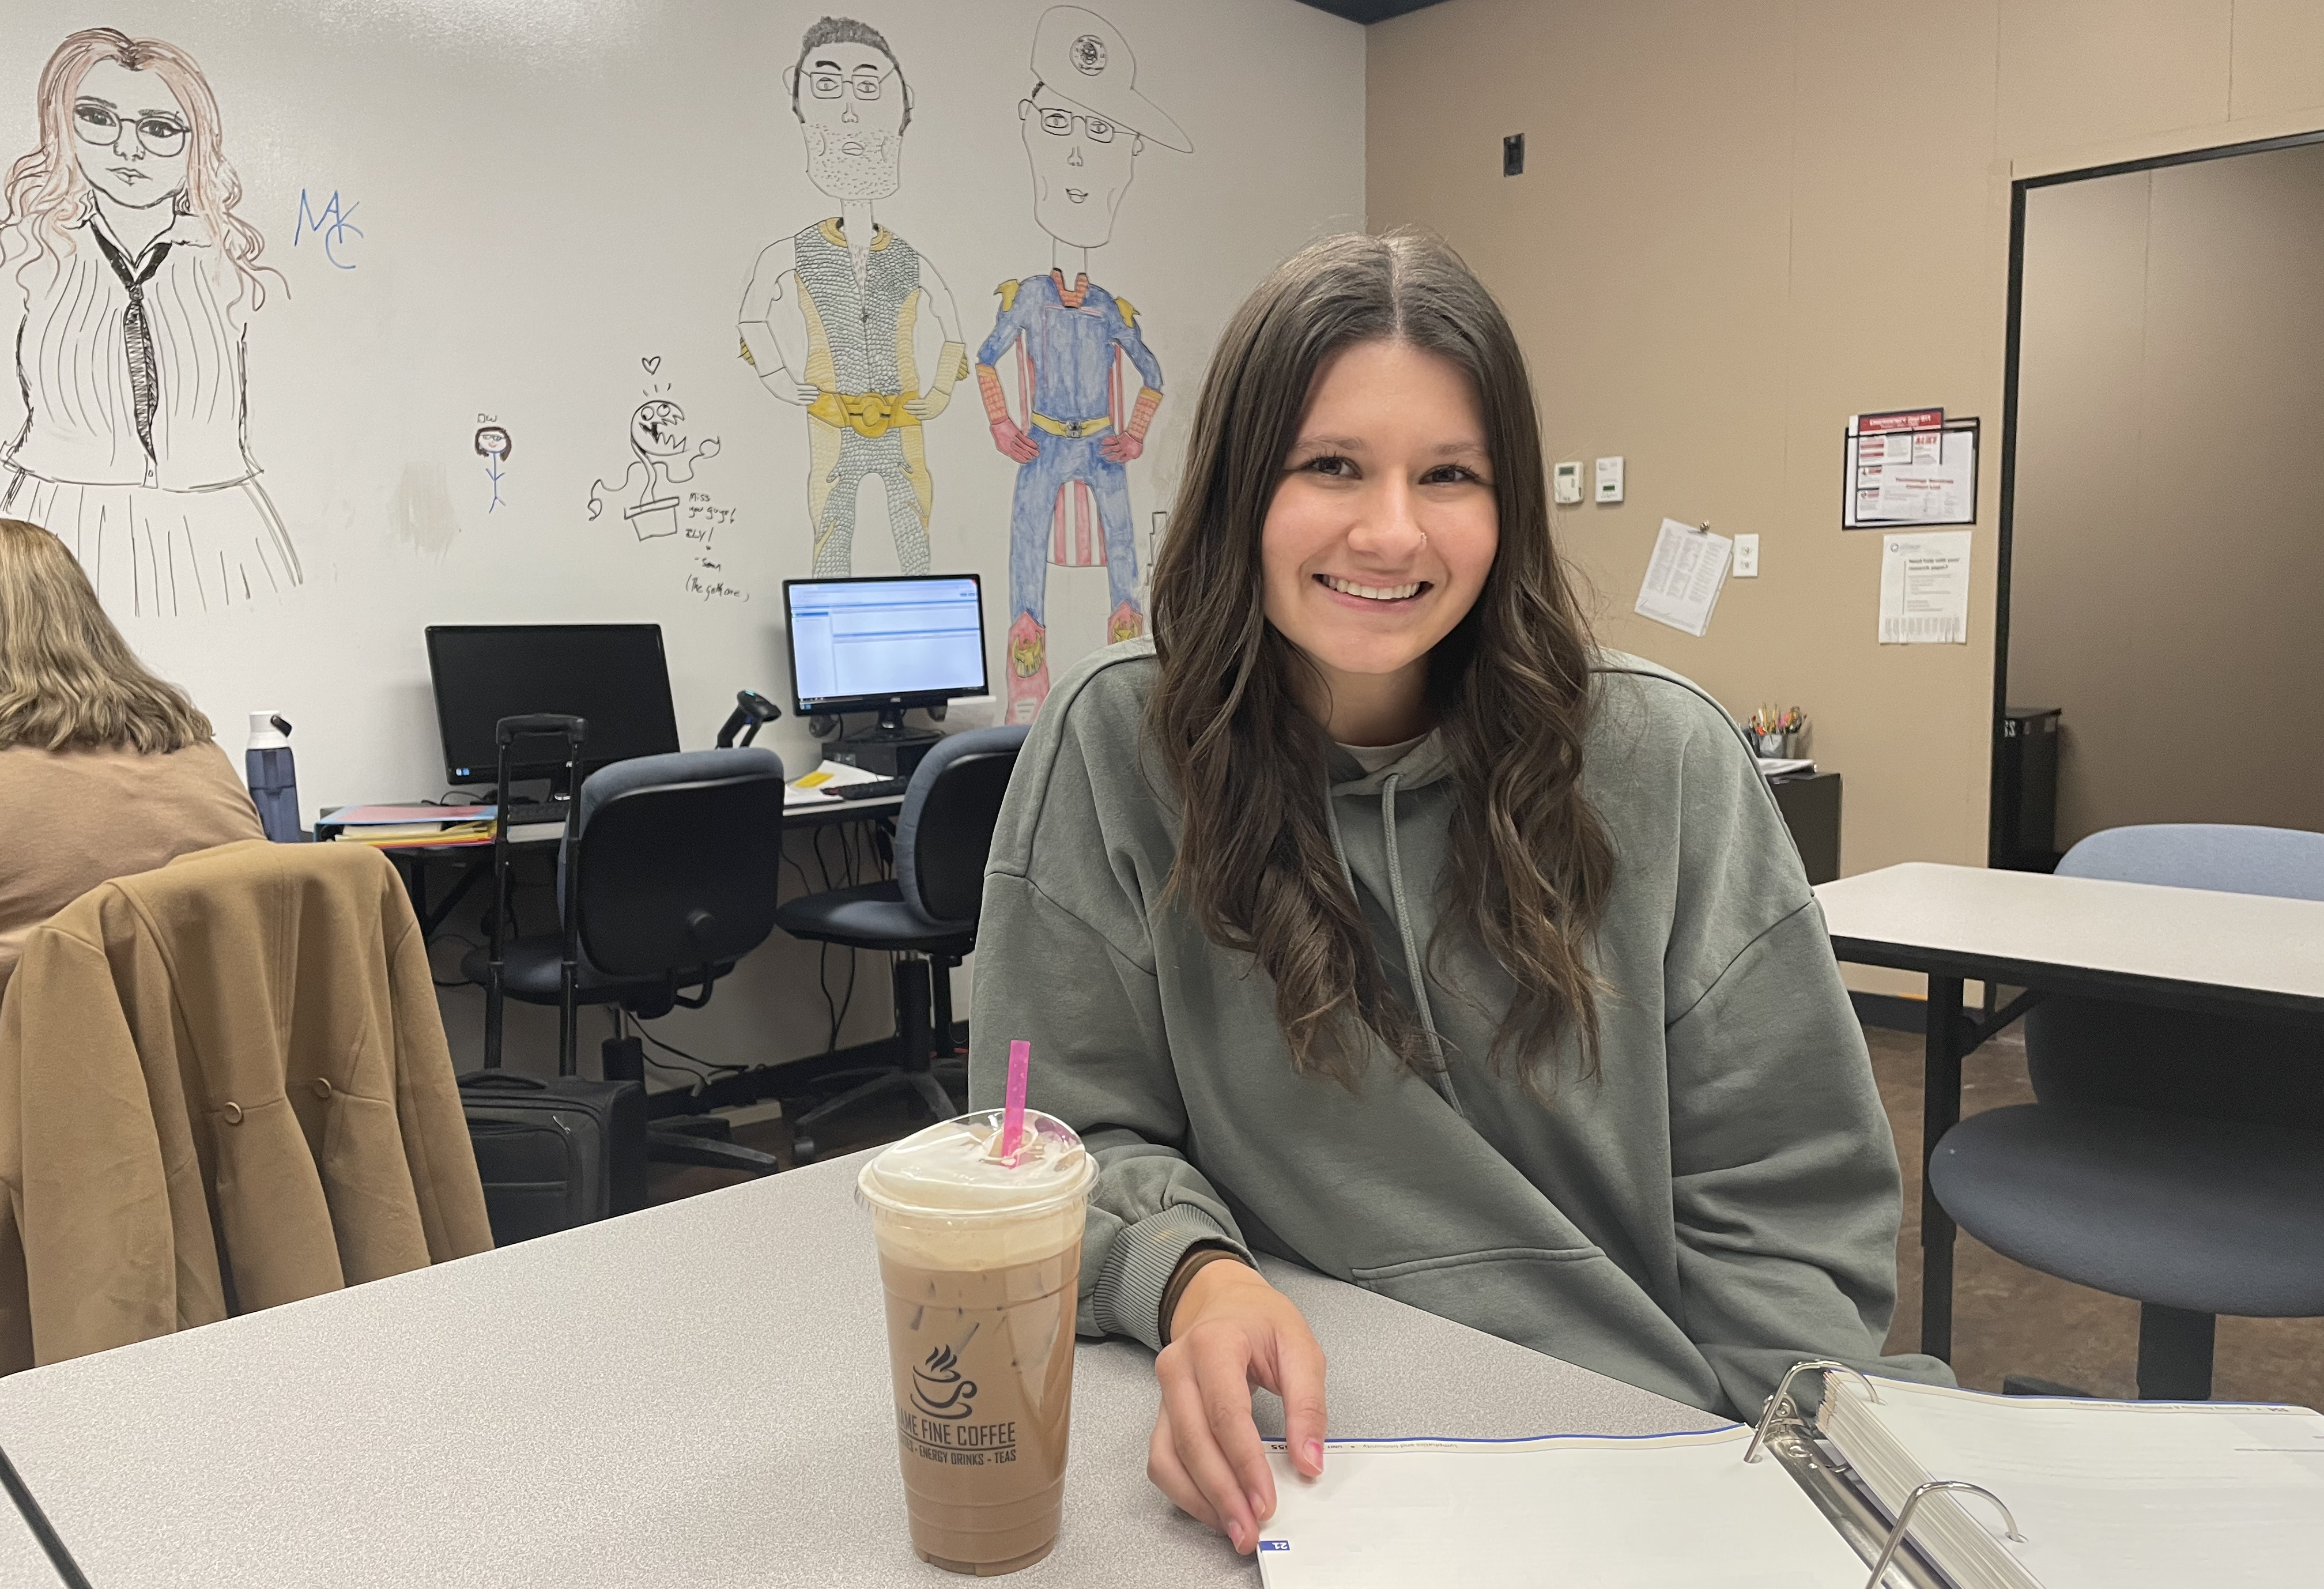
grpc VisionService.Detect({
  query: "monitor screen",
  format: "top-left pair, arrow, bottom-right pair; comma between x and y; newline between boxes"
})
784,576 -> 988,714
426,624 -> 682,784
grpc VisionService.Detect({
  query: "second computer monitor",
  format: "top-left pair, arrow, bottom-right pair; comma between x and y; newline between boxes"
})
784,575 -> 988,722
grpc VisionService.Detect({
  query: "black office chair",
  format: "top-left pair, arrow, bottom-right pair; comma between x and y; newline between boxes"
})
1928,824 -> 2324,1399
775,725 -> 1028,1162
463,720 -> 790,1176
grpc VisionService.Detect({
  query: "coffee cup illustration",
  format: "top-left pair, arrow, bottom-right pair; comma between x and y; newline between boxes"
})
911,1344 -> 978,1420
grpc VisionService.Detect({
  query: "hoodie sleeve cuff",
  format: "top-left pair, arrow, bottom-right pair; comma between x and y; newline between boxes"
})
1086,1202 -> 1249,1353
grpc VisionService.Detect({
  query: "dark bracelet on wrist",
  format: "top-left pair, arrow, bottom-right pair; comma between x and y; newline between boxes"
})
1156,1243 -> 1251,1349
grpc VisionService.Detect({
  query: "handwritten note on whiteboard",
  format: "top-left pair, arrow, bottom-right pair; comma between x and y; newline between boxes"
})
1878,531 -> 1972,643
1634,519 -> 1734,637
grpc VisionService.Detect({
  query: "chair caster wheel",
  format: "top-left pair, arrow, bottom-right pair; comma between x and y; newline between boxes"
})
791,1133 -> 817,1165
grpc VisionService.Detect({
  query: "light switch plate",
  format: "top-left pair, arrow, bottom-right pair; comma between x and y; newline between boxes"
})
1553,461 -> 1583,504
1733,533 -> 1760,577
1594,456 -> 1624,503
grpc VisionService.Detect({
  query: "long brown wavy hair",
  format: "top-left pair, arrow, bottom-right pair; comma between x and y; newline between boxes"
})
1146,231 -> 1613,1088
0,518 -> 214,753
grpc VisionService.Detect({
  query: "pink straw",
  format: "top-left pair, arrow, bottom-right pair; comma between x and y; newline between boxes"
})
1001,1040 -> 1031,1166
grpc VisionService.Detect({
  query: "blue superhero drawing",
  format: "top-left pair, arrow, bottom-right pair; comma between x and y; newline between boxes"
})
976,6 -> 1189,724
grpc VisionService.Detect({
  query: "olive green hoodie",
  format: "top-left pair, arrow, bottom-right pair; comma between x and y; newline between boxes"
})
967,639 -> 1949,1418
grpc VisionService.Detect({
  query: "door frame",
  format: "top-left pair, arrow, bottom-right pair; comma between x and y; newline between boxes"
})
1990,127 -> 2324,865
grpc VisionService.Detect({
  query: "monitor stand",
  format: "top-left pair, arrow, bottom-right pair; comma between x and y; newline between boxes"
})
832,705 -> 940,779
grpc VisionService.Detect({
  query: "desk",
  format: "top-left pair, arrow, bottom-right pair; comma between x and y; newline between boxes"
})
1814,862 -> 2324,1361
0,1156 -> 1699,1587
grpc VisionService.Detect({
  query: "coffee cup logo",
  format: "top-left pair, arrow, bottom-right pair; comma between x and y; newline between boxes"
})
912,1345 -> 979,1421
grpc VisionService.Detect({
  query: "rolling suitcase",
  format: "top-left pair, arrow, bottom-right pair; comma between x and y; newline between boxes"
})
459,711 -> 645,1246
459,1071 -> 647,1245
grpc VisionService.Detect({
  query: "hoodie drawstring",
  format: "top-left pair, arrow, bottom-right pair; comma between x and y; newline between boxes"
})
1325,770 -> 1461,1113
1382,775 -> 1453,1093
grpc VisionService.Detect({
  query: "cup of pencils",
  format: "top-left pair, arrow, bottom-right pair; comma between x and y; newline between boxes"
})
1749,705 -> 1805,758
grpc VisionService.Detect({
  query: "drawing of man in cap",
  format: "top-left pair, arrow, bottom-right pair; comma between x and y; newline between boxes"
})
739,16 -> 967,576
976,5 -> 1189,723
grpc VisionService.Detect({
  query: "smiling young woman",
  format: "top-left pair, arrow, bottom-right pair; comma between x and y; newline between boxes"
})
967,231 -> 1947,1557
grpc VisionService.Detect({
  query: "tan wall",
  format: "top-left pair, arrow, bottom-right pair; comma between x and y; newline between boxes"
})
2011,145 -> 2324,844
1366,0 -> 2324,993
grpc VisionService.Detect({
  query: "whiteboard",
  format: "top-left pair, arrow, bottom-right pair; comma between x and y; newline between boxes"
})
0,0 -> 1364,798
0,0 -> 1364,1065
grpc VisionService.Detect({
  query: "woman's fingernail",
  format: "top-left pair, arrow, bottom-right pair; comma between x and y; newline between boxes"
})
1248,1489 -> 1267,1521
1304,1439 -> 1324,1468
1227,1521 -> 1244,1549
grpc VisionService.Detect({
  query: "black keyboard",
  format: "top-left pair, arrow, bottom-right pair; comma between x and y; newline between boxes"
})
501,800 -> 571,825
829,777 -> 910,802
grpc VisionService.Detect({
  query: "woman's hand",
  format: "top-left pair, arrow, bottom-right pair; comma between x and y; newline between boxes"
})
1148,1259 -> 1328,1553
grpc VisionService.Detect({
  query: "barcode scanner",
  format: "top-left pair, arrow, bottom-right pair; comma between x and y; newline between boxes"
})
717,689 -> 782,748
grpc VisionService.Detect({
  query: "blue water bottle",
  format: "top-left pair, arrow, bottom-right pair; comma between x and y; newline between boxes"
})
246,712 -> 305,842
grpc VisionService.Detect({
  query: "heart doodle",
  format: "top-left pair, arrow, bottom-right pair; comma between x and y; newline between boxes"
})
641,356 -> 662,375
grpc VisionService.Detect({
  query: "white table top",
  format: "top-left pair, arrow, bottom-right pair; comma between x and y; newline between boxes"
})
0,1476 -> 62,1587
1815,862 -> 2324,1014
0,1154 -> 1699,1588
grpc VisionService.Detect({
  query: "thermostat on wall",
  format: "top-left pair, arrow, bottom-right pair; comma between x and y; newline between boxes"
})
1594,456 -> 1624,503
1553,461 -> 1583,504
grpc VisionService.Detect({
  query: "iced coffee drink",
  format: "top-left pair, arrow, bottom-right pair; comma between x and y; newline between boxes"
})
859,1109 -> 1095,1575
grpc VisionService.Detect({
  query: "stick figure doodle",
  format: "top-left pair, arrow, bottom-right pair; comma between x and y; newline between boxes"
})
0,27 -> 301,617
587,365 -> 720,540
474,424 -> 511,514
976,7 -> 1189,723
738,16 -> 967,577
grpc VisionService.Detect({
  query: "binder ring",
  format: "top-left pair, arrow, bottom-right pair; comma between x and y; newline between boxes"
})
1744,1360 -> 1883,1464
1863,1479 -> 2023,1589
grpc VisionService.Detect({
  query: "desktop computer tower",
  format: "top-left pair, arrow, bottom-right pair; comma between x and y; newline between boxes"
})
830,730 -> 940,779
1995,706 -> 2061,873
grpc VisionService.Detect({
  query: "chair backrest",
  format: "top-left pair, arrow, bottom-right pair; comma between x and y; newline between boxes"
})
2027,824 -> 2324,1127
568,748 -> 786,977
894,726 -> 1028,929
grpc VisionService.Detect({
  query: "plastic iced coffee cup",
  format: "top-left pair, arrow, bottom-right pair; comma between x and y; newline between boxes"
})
859,1109 -> 1095,1576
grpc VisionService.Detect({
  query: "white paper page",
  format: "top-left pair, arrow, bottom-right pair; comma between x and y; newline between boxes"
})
1633,519 -> 1733,637
1254,1426 -> 1867,1589
1878,530 -> 1971,643
784,757 -> 889,805
1854,1380 -> 2324,1589
1873,430 -> 1974,522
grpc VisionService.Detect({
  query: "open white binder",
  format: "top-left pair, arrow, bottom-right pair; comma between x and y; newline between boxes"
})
1254,1362 -> 2324,1588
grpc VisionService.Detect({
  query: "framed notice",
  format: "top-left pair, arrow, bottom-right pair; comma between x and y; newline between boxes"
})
1842,412 -> 1979,529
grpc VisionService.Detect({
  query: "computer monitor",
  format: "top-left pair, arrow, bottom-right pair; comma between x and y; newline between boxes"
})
783,575 -> 988,728
426,624 -> 682,785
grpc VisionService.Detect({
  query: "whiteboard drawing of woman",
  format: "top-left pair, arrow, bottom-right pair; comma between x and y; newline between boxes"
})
0,28 -> 300,618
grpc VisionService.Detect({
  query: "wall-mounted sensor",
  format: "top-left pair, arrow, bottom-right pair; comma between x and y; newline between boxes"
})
1595,456 -> 1624,503
1503,134 -> 1525,177
1553,461 -> 1583,504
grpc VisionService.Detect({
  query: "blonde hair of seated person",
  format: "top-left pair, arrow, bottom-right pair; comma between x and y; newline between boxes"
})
0,517 -> 213,753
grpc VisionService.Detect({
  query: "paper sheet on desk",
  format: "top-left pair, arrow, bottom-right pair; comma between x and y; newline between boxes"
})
1254,1425 -> 1866,1587
786,759 -> 888,806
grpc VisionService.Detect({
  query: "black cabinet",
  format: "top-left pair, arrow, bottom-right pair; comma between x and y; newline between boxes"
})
1770,770 -> 1842,885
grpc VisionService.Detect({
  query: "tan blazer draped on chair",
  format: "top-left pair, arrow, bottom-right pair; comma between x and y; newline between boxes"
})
0,839 -> 493,1372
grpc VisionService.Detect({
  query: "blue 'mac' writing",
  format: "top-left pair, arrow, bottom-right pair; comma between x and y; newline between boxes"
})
294,189 -> 364,270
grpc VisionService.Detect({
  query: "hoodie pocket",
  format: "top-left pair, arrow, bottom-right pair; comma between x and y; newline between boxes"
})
1350,1244 -> 1616,1351
1353,1244 -> 1606,1286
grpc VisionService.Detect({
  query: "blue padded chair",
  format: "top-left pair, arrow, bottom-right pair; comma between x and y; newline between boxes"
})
462,745 -> 790,1175
774,726 -> 1028,1161
1928,824 -> 2324,1398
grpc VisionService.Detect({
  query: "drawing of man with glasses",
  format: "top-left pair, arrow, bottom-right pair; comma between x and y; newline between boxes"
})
738,16 -> 965,578
976,6 -> 1189,723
